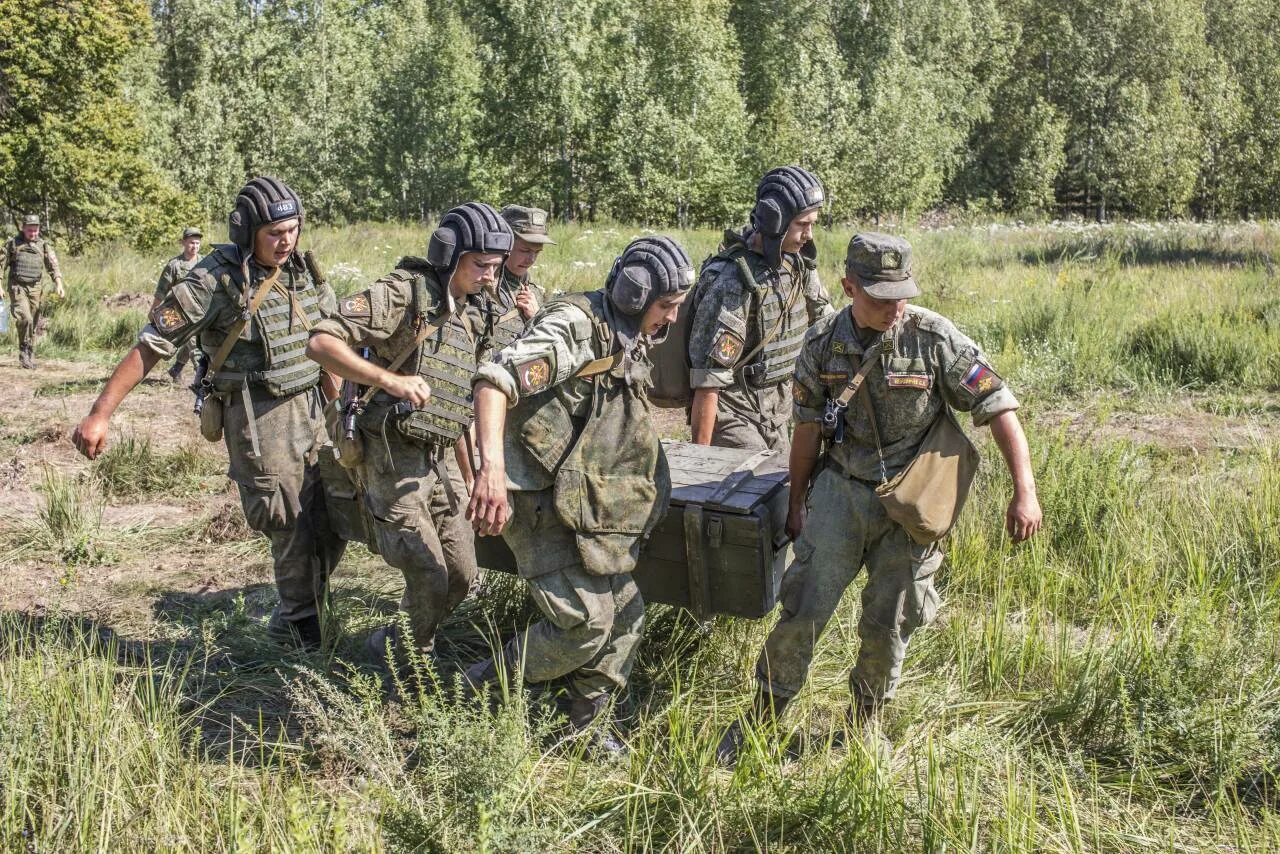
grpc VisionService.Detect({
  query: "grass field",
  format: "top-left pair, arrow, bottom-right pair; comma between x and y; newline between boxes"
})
1,220 -> 1279,851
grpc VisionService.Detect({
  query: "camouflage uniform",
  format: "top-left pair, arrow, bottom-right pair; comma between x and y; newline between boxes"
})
473,292 -> 669,699
481,266 -> 546,361
153,253 -> 202,370
757,303 -> 1018,705
3,231 -> 62,363
139,246 -> 345,628
309,258 -> 485,653
688,228 -> 832,453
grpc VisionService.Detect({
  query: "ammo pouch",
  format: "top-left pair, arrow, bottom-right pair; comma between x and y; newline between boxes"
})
199,393 -> 225,443
323,398 -> 365,469
872,408 -> 978,545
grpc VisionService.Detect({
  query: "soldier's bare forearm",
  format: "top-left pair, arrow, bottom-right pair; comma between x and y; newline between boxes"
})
988,410 -> 1036,497
472,382 -> 507,472
690,387 -> 718,445
89,344 -> 161,419
306,332 -> 388,388
788,422 -> 822,510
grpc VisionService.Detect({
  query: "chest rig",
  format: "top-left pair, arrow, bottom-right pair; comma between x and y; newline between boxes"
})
713,237 -> 809,388
8,240 -> 45,285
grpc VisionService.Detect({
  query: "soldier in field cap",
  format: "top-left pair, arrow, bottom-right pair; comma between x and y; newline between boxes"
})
152,226 -> 206,382
3,214 -> 64,369
715,231 -> 1043,766
485,205 -> 554,358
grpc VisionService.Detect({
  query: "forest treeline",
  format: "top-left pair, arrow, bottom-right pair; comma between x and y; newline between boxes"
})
2,0 -> 1278,248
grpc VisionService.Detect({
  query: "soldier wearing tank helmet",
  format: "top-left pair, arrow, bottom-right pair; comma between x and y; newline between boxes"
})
688,166 -> 833,453
3,214 -> 64,369
714,232 -> 1043,766
72,177 -> 346,650
306,203 -> 515,669
465,236 -> 696,754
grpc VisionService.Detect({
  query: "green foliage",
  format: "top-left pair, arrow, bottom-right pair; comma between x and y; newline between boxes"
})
91,433 -> 222,498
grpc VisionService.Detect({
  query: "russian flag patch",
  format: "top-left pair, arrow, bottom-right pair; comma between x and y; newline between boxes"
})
960,360 -> 1002,396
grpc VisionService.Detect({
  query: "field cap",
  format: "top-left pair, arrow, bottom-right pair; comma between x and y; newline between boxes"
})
845,232 -> 920,299
21,214 -> 40,227
499,205 -> 556,245
182,226 -> 203,240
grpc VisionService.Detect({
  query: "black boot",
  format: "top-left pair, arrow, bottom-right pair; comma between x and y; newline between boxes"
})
18,344 -> 34,370
557,692 -> 628,757
715,687 -> 790,768
266,613 -> 323,651
167,360 -> 186,383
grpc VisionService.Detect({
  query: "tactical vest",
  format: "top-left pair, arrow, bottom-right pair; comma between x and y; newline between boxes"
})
8,240 -> 45,285
714,237 -> 810,388
204,248 -> 325,398
507,291 -> 669,575
369,264 -> 479,448
486,273 -> 532,353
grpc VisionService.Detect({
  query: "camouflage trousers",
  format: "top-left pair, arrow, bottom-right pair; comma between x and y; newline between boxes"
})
6,282 -> 41,350
500,488 -> 645,699
756,467 -> 943,704
711,382 -> 792,455
357,428 -> 476,653
221,386 -> 346,623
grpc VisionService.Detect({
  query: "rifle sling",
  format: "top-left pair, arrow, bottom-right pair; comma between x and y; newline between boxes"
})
357,307 -> 456,406
206,266 -> 282,382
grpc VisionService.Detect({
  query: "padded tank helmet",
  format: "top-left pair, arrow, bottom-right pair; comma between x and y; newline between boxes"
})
750,166 -> 824,268
426,202 -> 514,282
228,176 -> 303,252
606,236 -> 695,317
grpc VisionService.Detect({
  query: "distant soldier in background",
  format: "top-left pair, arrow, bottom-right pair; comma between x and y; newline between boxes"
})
152,227 -> 205,383
465,236 -> 695,754
3,214 -> 64,369
688,166 -> 833,454
715,232 -> 1043,766
72,177 -> 346,651
306,203 -> 513,669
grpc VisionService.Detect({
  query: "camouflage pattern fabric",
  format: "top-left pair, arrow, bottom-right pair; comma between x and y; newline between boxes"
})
137,247 -> 344,623
153,254 -> 202,367
499,489 -> 644,699
688,229 -> 832,453
756,303 -> 1019,704
310,261 -> 489,652
756,468 -> 942,702
791,305 -> 1018,482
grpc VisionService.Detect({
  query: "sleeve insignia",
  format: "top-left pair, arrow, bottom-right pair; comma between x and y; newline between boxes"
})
710,327 -> 745,368
341,293 -> 372,317
792,383 -> 814,406
960,360 -> 1003,396
515,356 -> 552,395
154,304 -> 185,333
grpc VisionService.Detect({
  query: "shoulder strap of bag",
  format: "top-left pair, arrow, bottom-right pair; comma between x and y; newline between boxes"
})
357,295 -> 458,405
206,265 -> 282,380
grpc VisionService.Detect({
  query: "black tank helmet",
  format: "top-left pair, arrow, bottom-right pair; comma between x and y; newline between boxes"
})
605,235 -> 695,346
426,202 -> 514,282
750,166 -> 824,268
228,176 -> 304,253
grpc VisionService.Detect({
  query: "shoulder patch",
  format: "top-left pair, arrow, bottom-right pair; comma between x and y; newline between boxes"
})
960,360 -> 1004,396
515,356 -> 553,395
341,293 -> 372,317
793,383 -> 815,406
711,328 -> 745,368
152,303 -> 187,334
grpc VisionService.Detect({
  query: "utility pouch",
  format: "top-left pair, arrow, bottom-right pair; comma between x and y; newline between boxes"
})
873,408 -> 978,545
199,392 -> 225,443
324,398 -> 365,469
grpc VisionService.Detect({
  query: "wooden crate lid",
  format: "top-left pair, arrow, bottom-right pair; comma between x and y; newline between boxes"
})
663,440 -> 789,514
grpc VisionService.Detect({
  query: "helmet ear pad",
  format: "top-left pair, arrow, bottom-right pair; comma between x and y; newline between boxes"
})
611,264 -> 652,315
426,227 -> 457,271
228,203 -> 251,250
753,197 -> 786,238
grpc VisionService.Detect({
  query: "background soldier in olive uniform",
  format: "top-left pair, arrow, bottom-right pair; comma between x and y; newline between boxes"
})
688,167 -> 832,454
72,177 -> 346,650
716,233 -> 1043,766
3,214 -> 65,369
485,204 -> 552,357
307,203 -> 514,666
466,236 -> 695,753
152,226 -> 205,383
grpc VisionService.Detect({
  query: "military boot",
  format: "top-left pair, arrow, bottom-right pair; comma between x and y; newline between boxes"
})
556,692 -> 628,758
836,696 -> 891,761
266,613 -> 323,651
714,686 -> 790,768
18,344 -> 34,370
459,652 -> 517,705
167,360 -> 187,383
